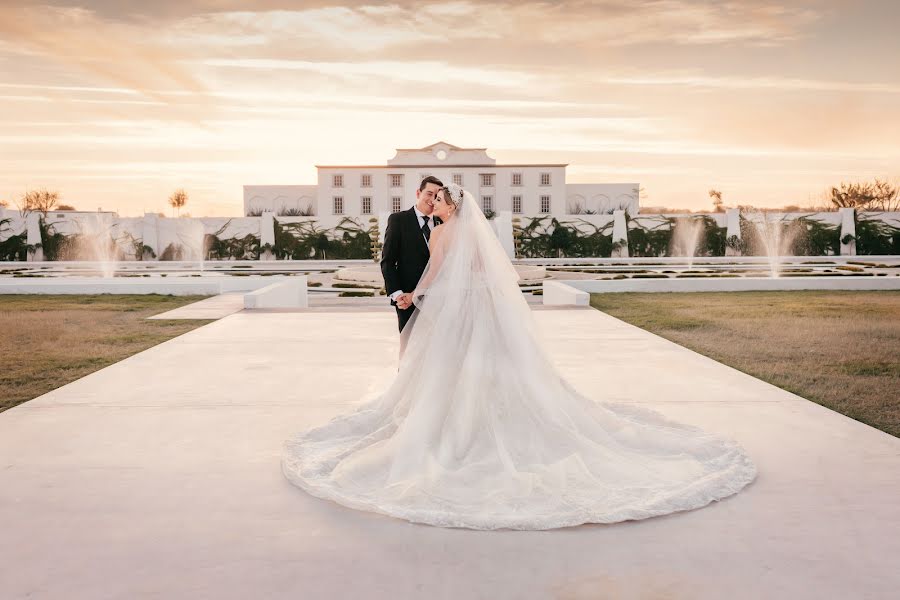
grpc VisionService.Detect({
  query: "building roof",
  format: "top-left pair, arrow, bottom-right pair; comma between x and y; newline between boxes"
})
317,142 -> 567,169
314,164 -> 569,169
393,141 -> 486,152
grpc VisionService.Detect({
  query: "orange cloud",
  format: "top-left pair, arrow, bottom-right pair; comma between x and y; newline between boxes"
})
0,5 -> 209,105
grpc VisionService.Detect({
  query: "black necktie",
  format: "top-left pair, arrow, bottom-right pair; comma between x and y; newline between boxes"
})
421,216 -> 431,243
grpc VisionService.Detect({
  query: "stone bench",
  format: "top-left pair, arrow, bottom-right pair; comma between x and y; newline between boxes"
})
243,276 -> 309,309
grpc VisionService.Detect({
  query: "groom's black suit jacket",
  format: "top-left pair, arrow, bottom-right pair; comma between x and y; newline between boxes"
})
380,206 -> 442,306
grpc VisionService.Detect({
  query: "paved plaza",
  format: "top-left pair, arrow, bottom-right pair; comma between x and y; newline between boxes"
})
1,303 -> 897,599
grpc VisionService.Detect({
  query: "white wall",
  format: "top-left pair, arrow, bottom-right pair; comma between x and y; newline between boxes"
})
275,214 -> 376,230
0,208 -> 26,241
312,165 -> 575,217
201,217 -> 263,239
243,145 -> 635,220
566,183 -> 639,215
244,185 -> 317,216
6,209 -> 900,262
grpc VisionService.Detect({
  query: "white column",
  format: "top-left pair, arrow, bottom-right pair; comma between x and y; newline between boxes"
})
26,211 -> 43,262
260,211 -> 275,261
491,211 -> 515,258
376,211 -> 391,247
839,207 -> 856,255
725,208 -> 741,256
612,209 -> 629,258
141,213 -> 159,260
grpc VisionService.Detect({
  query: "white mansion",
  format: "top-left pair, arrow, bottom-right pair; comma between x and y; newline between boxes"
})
243,142 -> 639,218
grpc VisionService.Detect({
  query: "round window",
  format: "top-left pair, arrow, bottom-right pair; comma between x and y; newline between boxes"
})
435,150 -> 447,160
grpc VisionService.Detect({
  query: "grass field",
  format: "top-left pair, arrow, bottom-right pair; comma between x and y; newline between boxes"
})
590,290 -> 900,438
0,295 -> 216,412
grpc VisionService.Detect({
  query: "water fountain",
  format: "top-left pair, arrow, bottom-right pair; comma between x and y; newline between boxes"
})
76,213 -> 119,278
155,217 -> 207,272
176,218 -> 207,275
670,217 -> 706,269
742,210 -> 801,277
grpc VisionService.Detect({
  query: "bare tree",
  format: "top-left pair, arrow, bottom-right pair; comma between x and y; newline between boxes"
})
57,204 -> 76,211
168,188 -> 188,217
0,198 -> 9,208
709,189 -> 724,212
830,179 -> 899,211
16,189 -> 60,215
633,185 -> 648,201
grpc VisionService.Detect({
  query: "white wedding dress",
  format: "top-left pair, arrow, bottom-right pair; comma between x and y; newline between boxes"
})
282,185 -> 756,530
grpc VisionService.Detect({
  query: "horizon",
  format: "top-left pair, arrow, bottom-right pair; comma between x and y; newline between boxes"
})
1,0 -> 898,218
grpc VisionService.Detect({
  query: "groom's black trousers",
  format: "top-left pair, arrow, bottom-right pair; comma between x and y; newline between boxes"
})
396,305 -> 416,333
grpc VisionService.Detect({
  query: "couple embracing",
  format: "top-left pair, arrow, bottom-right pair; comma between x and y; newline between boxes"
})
380,175 -> 445,333
281,176 -> 756,531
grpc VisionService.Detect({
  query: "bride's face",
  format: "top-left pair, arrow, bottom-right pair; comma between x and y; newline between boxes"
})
433,189 -> 456,220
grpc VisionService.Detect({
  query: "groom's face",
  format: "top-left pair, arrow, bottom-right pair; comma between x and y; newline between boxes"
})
416,183 -> 440,215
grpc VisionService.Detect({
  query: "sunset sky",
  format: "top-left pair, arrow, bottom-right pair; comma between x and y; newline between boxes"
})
1,0 -> 898,217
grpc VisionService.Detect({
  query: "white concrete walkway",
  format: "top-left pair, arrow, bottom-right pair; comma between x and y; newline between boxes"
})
0,307 -> 897,599
148,291 -> 246,319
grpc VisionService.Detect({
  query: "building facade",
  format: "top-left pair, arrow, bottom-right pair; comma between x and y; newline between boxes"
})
243,142 -> 639,218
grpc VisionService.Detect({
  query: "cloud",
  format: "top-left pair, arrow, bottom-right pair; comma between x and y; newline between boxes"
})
0,5 -> 210,105
603,74 -> 900,94
501,0 -> 822,47
0,1 -> 830,110
1,0 -> 896,216
18,1 -> 826,47
194,58 -> 537,89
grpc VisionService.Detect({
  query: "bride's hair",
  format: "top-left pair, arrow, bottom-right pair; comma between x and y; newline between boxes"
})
442,183 -> 466,209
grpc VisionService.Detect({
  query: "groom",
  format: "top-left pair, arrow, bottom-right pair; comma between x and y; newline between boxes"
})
381,175 -> 444,332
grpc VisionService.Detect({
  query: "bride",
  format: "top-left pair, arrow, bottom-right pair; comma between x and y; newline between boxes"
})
282,184 -> 756,530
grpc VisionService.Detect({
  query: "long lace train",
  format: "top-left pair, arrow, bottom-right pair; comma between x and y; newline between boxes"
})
281,185 -> 756,530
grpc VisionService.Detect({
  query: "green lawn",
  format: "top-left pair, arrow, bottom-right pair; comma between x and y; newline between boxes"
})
590,290 -> 900,438
0,295 -> 216,412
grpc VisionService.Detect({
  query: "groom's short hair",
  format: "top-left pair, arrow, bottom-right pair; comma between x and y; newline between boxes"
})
419,175 -> 444,191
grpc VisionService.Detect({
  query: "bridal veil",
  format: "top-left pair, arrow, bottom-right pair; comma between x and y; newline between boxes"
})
282,185 -> 756,530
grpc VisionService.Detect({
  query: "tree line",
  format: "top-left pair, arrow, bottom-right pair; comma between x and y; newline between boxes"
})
0,188 -> 191,217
